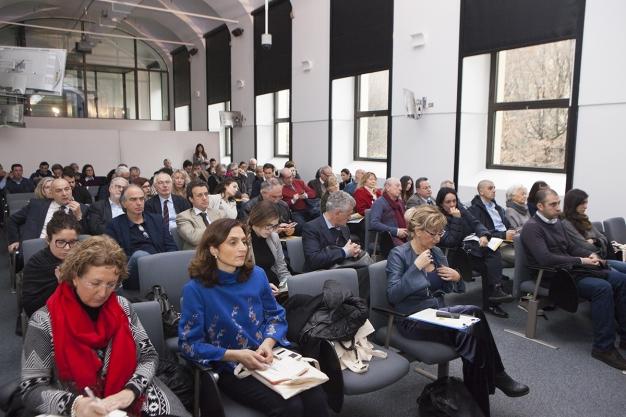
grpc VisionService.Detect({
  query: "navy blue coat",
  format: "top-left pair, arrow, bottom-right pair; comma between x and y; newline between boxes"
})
8,199 -> 88,244
302,215 -> 350,271
144,194 -> 190,218
105,212 -> 178,257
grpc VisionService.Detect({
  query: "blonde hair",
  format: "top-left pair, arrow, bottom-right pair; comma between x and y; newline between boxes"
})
34,177 -> 54,199
324,175 -> 339,193
358,172 -> 377,188
406,205 -> 447,235
59,235 -> 128,284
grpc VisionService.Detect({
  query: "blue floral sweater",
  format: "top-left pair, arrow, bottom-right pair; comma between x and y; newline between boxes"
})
178,266 -> 289,372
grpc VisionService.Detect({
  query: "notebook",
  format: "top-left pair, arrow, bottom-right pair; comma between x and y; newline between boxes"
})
408,308 -> 480,331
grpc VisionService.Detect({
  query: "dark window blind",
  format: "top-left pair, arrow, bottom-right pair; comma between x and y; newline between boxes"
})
205,25 -> 231,105
172,47 -> 191,107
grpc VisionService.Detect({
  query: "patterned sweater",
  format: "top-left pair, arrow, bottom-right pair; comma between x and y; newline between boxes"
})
20,296 -> 190,417
179,266 -> 289,372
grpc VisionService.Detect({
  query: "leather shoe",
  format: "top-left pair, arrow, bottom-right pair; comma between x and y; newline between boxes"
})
488,286 -> 514,303
494,372 -> 529,397
485,304 -> 509,318
592,347 -> 626,370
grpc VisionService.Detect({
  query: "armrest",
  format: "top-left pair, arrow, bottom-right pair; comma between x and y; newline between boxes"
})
527,264 -> 556,273
372,305 -> 409,318
182,358 -> 225,417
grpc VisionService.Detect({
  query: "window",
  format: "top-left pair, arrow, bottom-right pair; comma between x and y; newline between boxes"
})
175,106 -> 190,131
274,89 -> 290,157
208,101 -> 232,161
355,70 -> 389,160
487,40 -> 575,171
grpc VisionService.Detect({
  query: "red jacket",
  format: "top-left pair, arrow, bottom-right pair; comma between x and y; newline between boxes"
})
282,179 -> 317,211
354,187 -> 382,215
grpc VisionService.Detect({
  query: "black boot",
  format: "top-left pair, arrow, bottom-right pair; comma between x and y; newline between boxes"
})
494,372 -> 529,397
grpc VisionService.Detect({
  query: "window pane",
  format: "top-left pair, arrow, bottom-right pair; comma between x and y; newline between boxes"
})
63,69 -> 85,118
137,41 -> 167,70
276,89 -> 290,119
137,71 -> 150,120
87,71 -> 97,118
175,105 -> 190,131
358,116 -> 388,159
358,70 -> 389,111
96,72 -> 124,118
496,40 -> 574,103
161,73 -> 169,120
276,122 -> 290,156
125,71 -> 136,119
149,71 -> 163,120
492,109 -> 568,169
85,37 -> 135,68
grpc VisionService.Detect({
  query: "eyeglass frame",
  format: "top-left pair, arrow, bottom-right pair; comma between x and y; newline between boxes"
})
53,239 -> 80,249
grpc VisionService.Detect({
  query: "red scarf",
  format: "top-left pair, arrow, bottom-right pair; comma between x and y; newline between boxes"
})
47,282 -> 139,409
383,192 -> 407,229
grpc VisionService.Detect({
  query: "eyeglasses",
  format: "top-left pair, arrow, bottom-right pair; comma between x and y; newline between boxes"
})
424,229 -> 445,238
54,239 -> 79,249
82,280 -> 122,291
263,223 -> 280,231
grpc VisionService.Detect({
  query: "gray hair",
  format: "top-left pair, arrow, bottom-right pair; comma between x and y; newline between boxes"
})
325,191 -> 355,213
477,179 -> 493,192
154,172 -> 172,183
506,184 -> 527,201
261,178 -> 282,193
110,177 -> 129,188
115,165 -> 130,177
119,184 -> 143,205
228,162 -> 238,171
384,177 -> 399,189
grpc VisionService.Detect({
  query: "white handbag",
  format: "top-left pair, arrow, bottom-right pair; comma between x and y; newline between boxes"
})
233,347 -> 329,399
333,320 -> 387,373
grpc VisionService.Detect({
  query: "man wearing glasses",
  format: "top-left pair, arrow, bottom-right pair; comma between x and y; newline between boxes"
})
370,178 -> 409,257
176,179 -> 223,250
144,172 -> 190,231
106,184 -> 178,291
86,177 -> 128,235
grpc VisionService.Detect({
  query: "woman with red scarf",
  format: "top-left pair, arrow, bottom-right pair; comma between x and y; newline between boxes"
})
20,236 -> 190,417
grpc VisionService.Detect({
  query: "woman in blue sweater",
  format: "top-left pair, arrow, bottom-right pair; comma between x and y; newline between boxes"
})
179,218 -> 329,417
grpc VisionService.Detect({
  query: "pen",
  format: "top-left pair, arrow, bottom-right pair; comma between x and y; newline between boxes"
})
84,386 -> 100,402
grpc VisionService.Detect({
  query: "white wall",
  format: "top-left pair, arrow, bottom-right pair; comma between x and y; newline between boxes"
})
22,117 -> 170,131
0,128 -> 218,177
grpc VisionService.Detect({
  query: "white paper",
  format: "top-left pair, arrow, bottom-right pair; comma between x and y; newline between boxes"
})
462,233 -> 480,242
408,308 -> 480,331
487,237 -> 503,251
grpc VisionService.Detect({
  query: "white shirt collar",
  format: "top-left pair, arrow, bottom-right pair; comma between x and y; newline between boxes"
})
536,211 -> 558,224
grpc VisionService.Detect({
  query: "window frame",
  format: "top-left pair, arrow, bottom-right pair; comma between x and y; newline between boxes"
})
485,44 -> 573,173
224,101 -> 233,157
353,71 -> 390,162
273,89 -> 291,158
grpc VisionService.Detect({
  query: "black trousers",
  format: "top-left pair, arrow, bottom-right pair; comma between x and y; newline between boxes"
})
218,371 -> 329,417
470,249 -> 504,308
397,304 -> 505,417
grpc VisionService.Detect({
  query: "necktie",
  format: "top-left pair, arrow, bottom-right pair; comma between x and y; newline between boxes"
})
59,205 -> 68,213
162,200 -> 169,225
199,212 -> 209,227
332,228 -> 347,247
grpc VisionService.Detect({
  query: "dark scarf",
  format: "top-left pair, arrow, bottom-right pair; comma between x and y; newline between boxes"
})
383,192 -> 407,229
47,282 -> 143,415
505,200 -> 529,216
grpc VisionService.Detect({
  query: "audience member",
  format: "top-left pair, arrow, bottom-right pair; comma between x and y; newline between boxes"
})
284,160 -> 301,179
98,165 -> 130,201
248,158 -> 258,173
527,180 -> 549,217
320,175 -> 340,213
302,191 -> 361,271
183,159 -> 194,177
132,176 -> 152,198
207,158 -> 218,175
243,179 -> 298,236
33,177 -> 54,200
129,166 -> 141,182
561,189 -> 626,270
2,163 -> 35,193
8,178 -> 87,253
227,162 -> 249,196
469,180 -> 516,241
171,169 -> 190,199
246,159 -> 258,190
339,168 -> 353,191
51,163 -> 63,178
369,177 -> 409,254
400,175 -> 414,204
20,235 -> 190,417
193,143 -> 209,167
209,177 -> 240,219
80,164 -> 103,186
176,179 -> 223,250
163,158 -> 173,171
106,185 -> 178,290
406,177 -> 434,208
179,218 -> 327,417
145,172 -> 190,231
207,163 -> 227,194
251,163 -> 276,197
21,211 -> 81,316
505,184 -> 530,229
308,165 -> 333,199
62,166 -> 92,205
280,167 -> 318,224
249,166 -> 266,198
344,168 -> 365,195
353,171 -> 382,216
387,205 -> 528,416
521,189 -> 626,370
87,177 -> 128,235
192,161 -> 210,183
436,187 -> 513,318
440,179 -> 456,190
29,161 -> 53,184
248,200 -> 293,293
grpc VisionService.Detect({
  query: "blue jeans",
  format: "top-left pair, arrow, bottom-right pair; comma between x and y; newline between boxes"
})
577,270 -> 626,350
126,250 -> 151,291
608,259 -> 626,274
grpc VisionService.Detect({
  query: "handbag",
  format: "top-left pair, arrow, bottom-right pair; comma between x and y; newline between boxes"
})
233,347 -> 329,399
331,251 -> 374,269
145,285 -> 180,338
333,320 -> 387,373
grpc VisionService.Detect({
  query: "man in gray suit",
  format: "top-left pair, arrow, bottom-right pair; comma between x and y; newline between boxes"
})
406,177 -> 434,208
175,179 -> 223,250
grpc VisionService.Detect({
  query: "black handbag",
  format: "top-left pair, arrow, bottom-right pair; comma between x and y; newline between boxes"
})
145,285 -> 180,338
418,377 -> 486,417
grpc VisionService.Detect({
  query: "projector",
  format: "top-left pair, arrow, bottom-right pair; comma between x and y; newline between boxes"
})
75,39 -> 94,54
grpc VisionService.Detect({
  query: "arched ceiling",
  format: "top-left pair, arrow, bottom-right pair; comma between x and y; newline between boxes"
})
0,0 -> 267,61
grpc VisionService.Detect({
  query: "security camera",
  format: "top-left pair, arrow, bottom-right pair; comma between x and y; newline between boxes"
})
261,33 -> 272,50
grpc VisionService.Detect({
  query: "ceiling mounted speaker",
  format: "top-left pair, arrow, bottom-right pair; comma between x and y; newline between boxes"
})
231,27 -> 244,37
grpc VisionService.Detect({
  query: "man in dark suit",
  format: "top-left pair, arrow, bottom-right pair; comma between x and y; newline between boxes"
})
106,184 -> 178,290
302,191 -> 362,272
251,163 -> 275,198
62,166 -> 92,205
29,161 -> 53,184
86,177 -> 128,234
307,165 -> 334,201
2,164 -> 35,194
144,172 -> 190,231
8,178 -> 88,253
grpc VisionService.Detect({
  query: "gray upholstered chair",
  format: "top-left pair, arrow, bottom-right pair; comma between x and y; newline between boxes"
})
285,236 -> 305,273
368,261 -> 459,380
591,221 -> 604,234
21,238 -> 47,266
288,268 -> 410,409
603,217 -> 626,244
